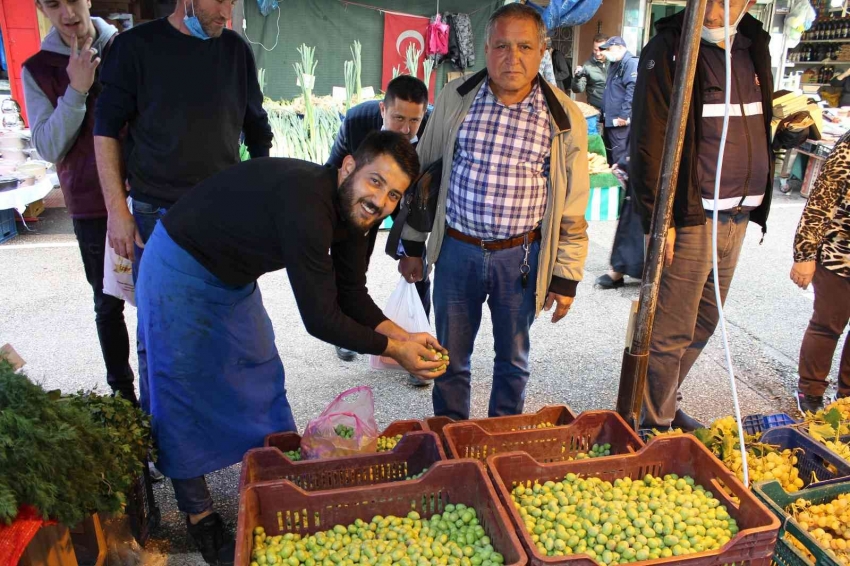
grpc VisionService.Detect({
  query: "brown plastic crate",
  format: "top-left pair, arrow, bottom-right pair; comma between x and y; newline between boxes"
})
443,411 -> 643,463
487,436 -> 781,566
236,460 -> 528,566
240,431 -> 446,492
263,419 -> 426,458
426,406 -> 578,453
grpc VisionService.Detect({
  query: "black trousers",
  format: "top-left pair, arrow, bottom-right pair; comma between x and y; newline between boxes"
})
72,217 -> 136,403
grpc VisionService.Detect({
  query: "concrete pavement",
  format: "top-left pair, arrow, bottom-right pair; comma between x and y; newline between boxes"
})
0,188 -> 845,563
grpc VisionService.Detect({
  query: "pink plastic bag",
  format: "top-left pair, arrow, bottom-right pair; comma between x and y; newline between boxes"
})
300,386 -> 379,460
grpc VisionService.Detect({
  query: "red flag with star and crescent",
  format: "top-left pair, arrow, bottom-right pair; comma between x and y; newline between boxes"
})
382,12 -> 436,103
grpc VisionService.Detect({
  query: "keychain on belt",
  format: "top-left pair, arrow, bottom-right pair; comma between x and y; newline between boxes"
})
520,234 -> 531,290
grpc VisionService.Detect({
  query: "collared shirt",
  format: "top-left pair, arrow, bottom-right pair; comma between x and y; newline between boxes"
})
446,79 -> 551,240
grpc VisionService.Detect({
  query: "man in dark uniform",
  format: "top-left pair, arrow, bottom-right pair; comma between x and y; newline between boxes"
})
327,76 -> 434,388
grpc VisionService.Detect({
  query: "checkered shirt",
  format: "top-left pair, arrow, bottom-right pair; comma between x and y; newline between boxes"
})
446,79 -> 551,240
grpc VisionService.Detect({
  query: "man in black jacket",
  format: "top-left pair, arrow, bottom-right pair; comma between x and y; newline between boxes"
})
326,76 -> 433,386
631,0 -> 774,431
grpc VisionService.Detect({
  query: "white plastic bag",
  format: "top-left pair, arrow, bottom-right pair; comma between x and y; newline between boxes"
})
369,277 -> 430,370
103,234 -> 136,306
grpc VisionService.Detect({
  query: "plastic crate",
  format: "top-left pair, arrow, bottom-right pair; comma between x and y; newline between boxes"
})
426,406 -> 578,453
753,478 -> 850,566
792,424 -> 850,480
240,431 -> 446,492
0,208 -> 17,244
487,435 -> 781,566
236,460 -> 528,566
263,419 -> 425,460
442,410 -> 643,463
125,464 -> 160,546
761,427 -> 850,488
743,413 -> 797,436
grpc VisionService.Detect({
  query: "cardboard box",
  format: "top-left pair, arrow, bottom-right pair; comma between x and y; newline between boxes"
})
23,199 -> 45,219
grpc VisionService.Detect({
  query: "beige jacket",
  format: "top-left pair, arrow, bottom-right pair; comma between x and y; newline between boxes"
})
402,70 -> 590,315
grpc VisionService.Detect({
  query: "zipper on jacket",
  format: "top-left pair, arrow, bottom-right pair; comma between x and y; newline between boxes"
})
732,65 -> 752,212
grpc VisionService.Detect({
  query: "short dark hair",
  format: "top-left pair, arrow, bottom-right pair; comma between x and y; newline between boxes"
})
593,33 -> 610,44
384,75 -> 428,108
486,3 -> 547,45
351,131 -> 420,186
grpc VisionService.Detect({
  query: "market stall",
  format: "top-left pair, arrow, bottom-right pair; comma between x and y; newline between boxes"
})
0,125 -> 56,244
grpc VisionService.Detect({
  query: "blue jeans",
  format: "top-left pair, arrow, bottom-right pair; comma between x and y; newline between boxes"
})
131,198 -> 170,394
642,211 -> 749,427
432,235 -> 540,420
172,476 -> 213,515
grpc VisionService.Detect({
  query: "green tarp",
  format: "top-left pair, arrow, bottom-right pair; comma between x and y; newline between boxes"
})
244,0 -> 504,101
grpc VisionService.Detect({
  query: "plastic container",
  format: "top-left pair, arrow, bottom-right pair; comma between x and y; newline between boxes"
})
760,427 -> 850,488
0,208 -> 17,244
263,419 -> 426,460
125,464 -> 160,546
743,413 -> 797,436
236,460 -> 528,566
426,406 -> 577,453
442,410 -> 643,463
240,431 -> 446,492
753,478 -> 850,566
487,435 -> 781,566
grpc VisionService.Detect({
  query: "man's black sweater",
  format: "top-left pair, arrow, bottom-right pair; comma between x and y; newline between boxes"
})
94,18 -> 273,207
162,158 -> 390,355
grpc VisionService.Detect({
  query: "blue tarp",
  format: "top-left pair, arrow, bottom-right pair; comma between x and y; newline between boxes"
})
527,0 -> 602,30
257,0 -> 278,17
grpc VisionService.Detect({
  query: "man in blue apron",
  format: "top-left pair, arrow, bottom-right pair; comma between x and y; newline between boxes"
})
136,132 -> 447,565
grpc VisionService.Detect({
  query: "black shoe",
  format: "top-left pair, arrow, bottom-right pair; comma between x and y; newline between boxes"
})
187,513 -> 235,566
796,390 -> 824,414
335,347 -> 357,362
407,373 -> 431,387
671,409 -> 704,432
595,274 -> 625,289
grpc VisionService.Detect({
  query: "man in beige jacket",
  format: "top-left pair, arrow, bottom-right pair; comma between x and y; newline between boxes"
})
400,3 -> 590,420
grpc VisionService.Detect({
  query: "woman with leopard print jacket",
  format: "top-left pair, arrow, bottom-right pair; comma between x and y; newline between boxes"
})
790,131 -> 850,411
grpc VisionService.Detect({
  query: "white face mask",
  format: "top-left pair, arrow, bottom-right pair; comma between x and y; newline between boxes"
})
603,50 -> 619,62
702,4 -> 748,44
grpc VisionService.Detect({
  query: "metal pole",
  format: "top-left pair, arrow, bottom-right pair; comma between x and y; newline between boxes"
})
616,0 -> 709,429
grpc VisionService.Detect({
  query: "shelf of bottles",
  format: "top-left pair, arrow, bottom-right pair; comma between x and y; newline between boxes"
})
789,1 -> 850,65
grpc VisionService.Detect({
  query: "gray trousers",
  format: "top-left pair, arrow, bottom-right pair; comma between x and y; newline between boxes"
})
642,211 -> 750,427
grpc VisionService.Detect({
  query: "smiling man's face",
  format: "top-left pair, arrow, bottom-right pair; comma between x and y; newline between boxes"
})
338,153 -> 411,232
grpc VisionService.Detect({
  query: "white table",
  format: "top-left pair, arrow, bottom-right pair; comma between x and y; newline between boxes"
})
0,175 -> 57,215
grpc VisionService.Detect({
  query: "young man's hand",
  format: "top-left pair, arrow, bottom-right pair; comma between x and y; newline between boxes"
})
399,256 -> 424,283
67,36 -> 100,94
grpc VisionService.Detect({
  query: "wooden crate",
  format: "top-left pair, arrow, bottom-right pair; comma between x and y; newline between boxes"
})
20,523 -> 78,566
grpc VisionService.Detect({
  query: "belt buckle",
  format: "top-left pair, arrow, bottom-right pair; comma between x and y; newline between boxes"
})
480,238 -> 495,251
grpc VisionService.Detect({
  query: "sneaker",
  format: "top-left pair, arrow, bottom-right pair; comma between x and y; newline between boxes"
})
187,513 -> 235,566
595,273 -> 625,290
408,373 -> 431,387
671,409 -> 704,432
335,347 -> 357,362
796,390 -> 824,414
148,461 -> 165,483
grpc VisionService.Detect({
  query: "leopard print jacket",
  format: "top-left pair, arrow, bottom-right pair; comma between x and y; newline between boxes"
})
794,132 -> 850,279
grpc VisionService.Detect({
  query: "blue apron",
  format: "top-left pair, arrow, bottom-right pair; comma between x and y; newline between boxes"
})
136,224 -> 296,479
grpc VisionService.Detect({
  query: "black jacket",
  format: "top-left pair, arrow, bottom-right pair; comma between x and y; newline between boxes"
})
326,100 -> 429,169
630,12 -> 774,234
325,99 -> 430,260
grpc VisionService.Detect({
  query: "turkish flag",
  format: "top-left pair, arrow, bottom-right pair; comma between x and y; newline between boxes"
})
382,12 -> 436,103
